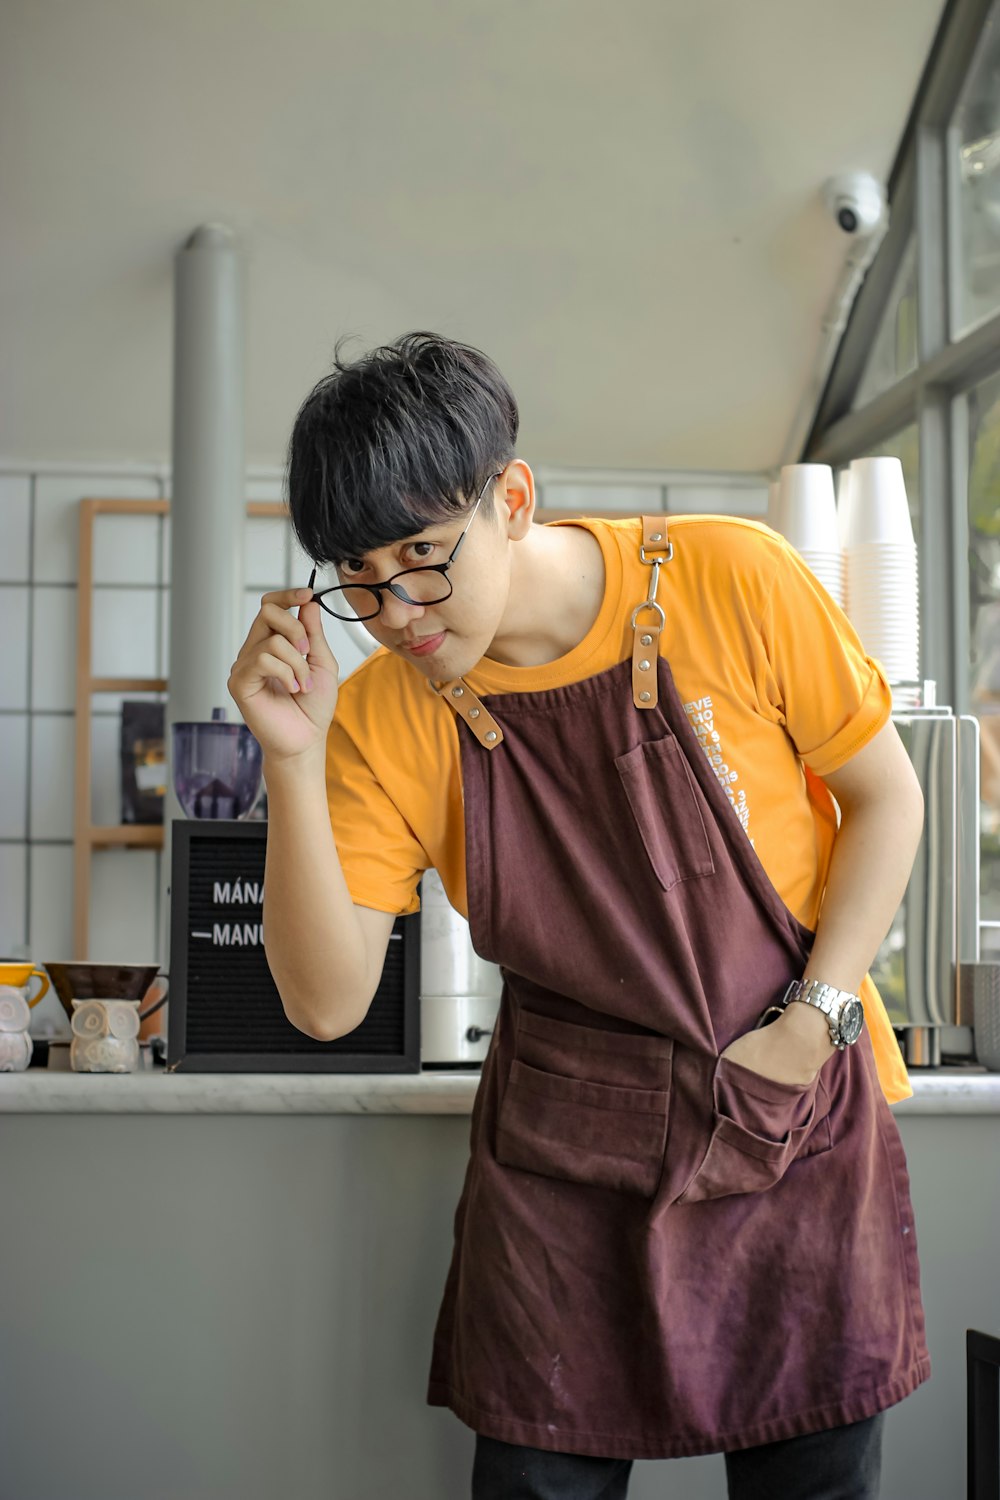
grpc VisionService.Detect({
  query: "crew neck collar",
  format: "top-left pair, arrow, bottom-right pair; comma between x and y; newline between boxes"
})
466,518 -> 625,694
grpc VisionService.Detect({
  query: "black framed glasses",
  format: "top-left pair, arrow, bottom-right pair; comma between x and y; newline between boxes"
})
305,469 -> 503,621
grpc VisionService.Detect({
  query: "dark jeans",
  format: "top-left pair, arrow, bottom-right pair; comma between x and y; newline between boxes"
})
472,1412 -> 885,1499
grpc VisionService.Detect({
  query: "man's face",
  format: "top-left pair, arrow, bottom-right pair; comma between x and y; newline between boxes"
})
339,487 -> 514,680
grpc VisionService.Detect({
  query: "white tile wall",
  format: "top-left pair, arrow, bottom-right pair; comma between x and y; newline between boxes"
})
92,586 -> 159,679
91,714 -> 124,827
245,475 -> 286,503
92,689 -> 165,715
0,714 -> 28,838
89,847 -> 158,963
159,587 -> 170,677
289,525 -> 312,585
0,844 -> 28,954
0,587 -> 30,709
241,589 -> 264,649
0,476 -> 31,582
29,715 -> 76,840
33,474 -> 161,584
28,844 -> 74,963
246,515 -> 290,590
1,462 -> 765,974
30,585 -> 77,711
92,512 -> 159,586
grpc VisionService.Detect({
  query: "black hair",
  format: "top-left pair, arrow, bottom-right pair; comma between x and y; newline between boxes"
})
286,331 -> 519,567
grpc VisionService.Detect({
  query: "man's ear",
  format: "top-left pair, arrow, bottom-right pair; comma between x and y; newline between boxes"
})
498,460 -> 535,539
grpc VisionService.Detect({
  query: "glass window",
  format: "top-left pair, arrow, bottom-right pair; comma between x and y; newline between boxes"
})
967,370 -> 1000,924
852,237 -> 919,409
952,1 -> 1000,337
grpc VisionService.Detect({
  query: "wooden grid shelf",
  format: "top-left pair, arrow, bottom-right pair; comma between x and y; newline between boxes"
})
73,496 -> 288,957
73,497 -> 643,954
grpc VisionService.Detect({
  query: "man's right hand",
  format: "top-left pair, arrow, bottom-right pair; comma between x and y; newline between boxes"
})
227,587 -> 341,764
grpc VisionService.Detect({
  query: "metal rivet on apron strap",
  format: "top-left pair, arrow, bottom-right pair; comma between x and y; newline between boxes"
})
632,515 -> 672,710
431,677 -> 505,749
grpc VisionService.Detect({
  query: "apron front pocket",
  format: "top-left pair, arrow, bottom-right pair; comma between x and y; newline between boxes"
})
614,737 -> 715,892
497,1058 -> 671,1197
677,1055 -> 834,1205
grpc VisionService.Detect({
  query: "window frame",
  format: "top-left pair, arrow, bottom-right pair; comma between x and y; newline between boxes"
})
804,0 -> 1000,717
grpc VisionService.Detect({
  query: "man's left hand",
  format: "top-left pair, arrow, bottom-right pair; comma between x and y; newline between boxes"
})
720,1000 -> 836,1087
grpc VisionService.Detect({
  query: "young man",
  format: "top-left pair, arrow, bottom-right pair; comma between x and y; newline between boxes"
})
228,332 -> 930,1499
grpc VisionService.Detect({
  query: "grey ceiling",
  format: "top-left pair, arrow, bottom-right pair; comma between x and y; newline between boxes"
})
0,0 -> 945,471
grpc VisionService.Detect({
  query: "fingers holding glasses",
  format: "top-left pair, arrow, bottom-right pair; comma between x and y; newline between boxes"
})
227,585 -> 342,762
257,635 -> 314,695
230,587 -> 324,697
243,588 -> 314,656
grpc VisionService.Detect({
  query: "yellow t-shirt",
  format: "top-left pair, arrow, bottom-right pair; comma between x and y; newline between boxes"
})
325,513 -> 912,1105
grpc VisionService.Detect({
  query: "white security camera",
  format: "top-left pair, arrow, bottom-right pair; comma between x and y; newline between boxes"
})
823,172 -> 886,236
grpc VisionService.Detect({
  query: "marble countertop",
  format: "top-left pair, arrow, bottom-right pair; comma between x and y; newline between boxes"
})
2,1065 -> 1000,1115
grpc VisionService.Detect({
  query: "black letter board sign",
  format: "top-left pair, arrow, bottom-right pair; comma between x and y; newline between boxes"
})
166,820 -> 420,1072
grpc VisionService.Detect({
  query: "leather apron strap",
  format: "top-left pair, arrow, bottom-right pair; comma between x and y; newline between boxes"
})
631,516 -> 672,710
430,676 -> 505,749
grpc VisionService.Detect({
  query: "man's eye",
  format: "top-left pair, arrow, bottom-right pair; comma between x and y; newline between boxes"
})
340,559 -> 366,577
408,542 -> 436,561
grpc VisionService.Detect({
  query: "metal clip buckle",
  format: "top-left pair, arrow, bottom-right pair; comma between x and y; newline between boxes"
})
639,540 -> 674,565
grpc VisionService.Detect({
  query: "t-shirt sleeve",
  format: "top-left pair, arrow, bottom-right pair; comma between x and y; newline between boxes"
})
324,714 -> 427,917
758,537 -> 893,778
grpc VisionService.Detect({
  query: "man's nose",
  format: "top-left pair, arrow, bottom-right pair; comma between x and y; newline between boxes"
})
379,589 -> 426,630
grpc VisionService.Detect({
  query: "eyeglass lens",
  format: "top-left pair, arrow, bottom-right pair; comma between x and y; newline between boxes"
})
320,568 -> 455,621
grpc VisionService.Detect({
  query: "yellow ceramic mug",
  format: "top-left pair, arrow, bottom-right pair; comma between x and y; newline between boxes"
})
0,963 -> 50,1008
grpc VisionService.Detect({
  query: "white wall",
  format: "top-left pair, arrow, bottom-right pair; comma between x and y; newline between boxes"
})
0,464 -> 766,1039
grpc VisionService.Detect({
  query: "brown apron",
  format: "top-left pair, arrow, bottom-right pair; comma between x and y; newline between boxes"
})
426,519 -> 930,1460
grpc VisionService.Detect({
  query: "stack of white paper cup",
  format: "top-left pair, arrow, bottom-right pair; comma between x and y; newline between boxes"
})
836,468 -> 854,549
775,464 -> 845,608
842,456 -> 919,697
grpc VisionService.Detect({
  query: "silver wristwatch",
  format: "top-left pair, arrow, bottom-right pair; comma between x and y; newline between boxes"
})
782,978 -> 865,1051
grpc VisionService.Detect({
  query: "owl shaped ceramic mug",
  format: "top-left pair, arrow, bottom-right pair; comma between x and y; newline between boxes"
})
0,964 -> 50,1073
70,999 -> 146,1073
0,986 -> 35,1072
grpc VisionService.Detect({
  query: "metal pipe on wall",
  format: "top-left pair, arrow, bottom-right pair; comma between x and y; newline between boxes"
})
158,223 -> 246,971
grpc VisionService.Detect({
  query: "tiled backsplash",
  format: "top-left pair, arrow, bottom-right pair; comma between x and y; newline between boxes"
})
0,463 -> 766,1035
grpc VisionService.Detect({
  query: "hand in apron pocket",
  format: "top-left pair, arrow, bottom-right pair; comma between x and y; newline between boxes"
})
676,1054 -> 834,1205
495,1010 -> 673,1197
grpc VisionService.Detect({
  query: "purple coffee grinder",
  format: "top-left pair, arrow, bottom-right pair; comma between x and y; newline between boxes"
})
171,707 -> 263,819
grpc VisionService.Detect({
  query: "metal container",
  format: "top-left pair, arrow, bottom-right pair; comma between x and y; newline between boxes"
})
870,685 -> 981,1065
419,869 -> 502,1067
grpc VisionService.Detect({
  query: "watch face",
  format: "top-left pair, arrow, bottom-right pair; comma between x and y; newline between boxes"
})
840,998 -> 865,1045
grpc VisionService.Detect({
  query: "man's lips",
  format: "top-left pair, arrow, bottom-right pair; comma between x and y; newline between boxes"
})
401,630 -> 447,657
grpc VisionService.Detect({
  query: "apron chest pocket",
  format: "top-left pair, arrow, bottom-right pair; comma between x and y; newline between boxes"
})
496,1011 -> 673,1197
614,737 -> 715,892
677,1055 -> 834,1205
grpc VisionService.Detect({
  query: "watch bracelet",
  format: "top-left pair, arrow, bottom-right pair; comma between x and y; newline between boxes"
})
783,978 -> 859,1050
